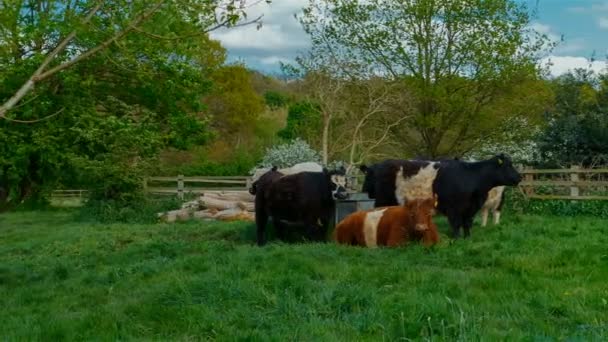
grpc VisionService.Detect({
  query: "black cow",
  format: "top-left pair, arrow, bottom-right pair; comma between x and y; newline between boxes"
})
360,154 -> 521,238
254,167 -> 349,246
360,159 -> 444,207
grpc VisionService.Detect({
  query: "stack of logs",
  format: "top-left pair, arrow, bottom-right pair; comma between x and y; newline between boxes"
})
158,190 -> 255,223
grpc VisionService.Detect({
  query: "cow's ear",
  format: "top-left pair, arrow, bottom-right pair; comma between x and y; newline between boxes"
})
271,166 -> 278,171
497,156 -> 504,166
359,165 -> 368,173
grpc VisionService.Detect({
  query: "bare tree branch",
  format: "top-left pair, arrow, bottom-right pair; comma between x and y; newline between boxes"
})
1,108 -> 65,123
0,1 -> 103,118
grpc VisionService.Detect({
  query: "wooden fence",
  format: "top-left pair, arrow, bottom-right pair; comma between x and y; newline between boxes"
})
518,167 -> 608,200
144,175 -> 251,199
52,167 -> 608,202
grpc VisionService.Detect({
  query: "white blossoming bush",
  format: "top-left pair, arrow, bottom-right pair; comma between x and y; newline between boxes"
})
249,138 -> 322,175
466,118 -> 541,166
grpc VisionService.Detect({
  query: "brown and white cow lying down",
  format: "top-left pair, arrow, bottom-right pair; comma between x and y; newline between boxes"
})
480,186 -> 505,227
334,197 -> 440,248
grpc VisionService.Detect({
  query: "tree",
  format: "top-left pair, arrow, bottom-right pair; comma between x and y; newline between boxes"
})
299,0 -> 553,157
205,64 -> 266,148
0,0 -> 267,208
536,69 -> 608,167
0,0 -> 266,121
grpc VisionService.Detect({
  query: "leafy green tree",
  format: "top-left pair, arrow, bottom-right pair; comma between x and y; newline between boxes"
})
264,91 -> 289,109
0,0 -> 263,120
205,65 -> 266,148
0,0 -> 265,209
299,0 -> 552,157
277,101 -> 322,147
536,69 -> 608,167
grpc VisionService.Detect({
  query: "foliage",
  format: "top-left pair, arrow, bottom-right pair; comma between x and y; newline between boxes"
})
205,65 -> 266,145
299,0 -> 553,157
0,0 -> 257,118
535,70 -> 608,167
253,138 -> 322,172
0,0 -> 235,208
277,101 -> 322,144
505,187 -> 608,218
77,196 -> 182,224
180,148 -> 262,177
1,210 -> 607,340
264,91 -> 290,109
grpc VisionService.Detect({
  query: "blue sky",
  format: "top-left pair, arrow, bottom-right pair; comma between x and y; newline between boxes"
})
210,0 -> 608,76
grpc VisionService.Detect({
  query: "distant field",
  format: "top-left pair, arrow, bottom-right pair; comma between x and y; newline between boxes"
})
0,210 -> 607,340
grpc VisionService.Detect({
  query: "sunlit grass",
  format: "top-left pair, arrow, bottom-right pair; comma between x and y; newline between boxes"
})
1,209 -> 607,340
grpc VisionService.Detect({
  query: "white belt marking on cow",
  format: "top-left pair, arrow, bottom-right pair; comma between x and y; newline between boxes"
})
395,163 -> 438,204
363,208 -> 387,248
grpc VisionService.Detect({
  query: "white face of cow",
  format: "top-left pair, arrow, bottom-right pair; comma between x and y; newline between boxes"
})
330,174 -> 348,200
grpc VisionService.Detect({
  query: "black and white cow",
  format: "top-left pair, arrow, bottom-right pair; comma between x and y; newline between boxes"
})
253,167 -> 349,246
360,154 -> 521,238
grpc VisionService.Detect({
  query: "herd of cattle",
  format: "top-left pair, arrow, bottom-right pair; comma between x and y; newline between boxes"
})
249,154 -> 522,247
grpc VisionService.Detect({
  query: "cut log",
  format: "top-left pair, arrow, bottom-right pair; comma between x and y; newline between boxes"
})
159,209 -> 191,223
193,209 -> 218,219
180,200 -> 201,211
202,190 -> 254,202
198,196 -> 242,211
213,208 -> 255,222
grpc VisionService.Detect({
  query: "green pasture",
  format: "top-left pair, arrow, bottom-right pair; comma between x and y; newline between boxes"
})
0,210 -> 607,340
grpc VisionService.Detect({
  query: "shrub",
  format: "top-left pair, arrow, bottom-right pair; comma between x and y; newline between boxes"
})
264,91 -> 290,109
78,195 -> 182,224
504,187 -> 608,219
252,138 -> 322,173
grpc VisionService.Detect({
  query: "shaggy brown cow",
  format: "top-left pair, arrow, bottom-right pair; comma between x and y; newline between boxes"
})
334,196 -> 439,248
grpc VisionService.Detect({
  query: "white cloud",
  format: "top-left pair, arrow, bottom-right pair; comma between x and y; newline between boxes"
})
259,56 -> 291,65
567,1 -> 608,13
541,56 -> 607,76
529,22 -> 560,42
210,0 -> 310,52
599,17 -> 608,29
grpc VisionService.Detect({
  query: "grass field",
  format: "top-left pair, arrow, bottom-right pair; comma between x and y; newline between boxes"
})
1,210 -> 607,340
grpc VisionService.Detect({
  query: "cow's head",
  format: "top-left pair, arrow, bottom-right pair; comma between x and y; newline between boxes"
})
408,194 -> 438,232
359,164 -> 376,199
248,166 -> 280,195
490,153 -> 522,186
326,166 -> 349,200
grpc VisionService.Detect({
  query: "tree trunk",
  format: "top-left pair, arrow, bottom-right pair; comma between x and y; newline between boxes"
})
322,112 -> 331,165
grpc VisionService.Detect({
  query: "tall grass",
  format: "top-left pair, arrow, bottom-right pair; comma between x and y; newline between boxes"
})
1,210 -> 607,340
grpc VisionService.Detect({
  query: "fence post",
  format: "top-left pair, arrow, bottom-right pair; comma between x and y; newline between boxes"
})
524,166 -> 535,197
570,165 -> 580,201
177,175 -> 184,200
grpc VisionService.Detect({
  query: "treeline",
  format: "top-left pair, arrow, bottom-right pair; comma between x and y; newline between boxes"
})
1,0 -> 607,212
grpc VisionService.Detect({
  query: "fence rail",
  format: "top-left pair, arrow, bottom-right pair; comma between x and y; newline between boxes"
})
144,175 -> 251,199
518,166 -> 608,200
51,190 -> 89,198
52,167 -> 608,202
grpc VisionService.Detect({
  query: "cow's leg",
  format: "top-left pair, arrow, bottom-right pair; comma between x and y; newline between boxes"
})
304,218 -> 321,242
447,214 -> 462,239
463,216 -> 474,238
493,210 -> 501,225
274,219 -> 287,241
480,208 -> 489,227
256,211 -> 268,246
